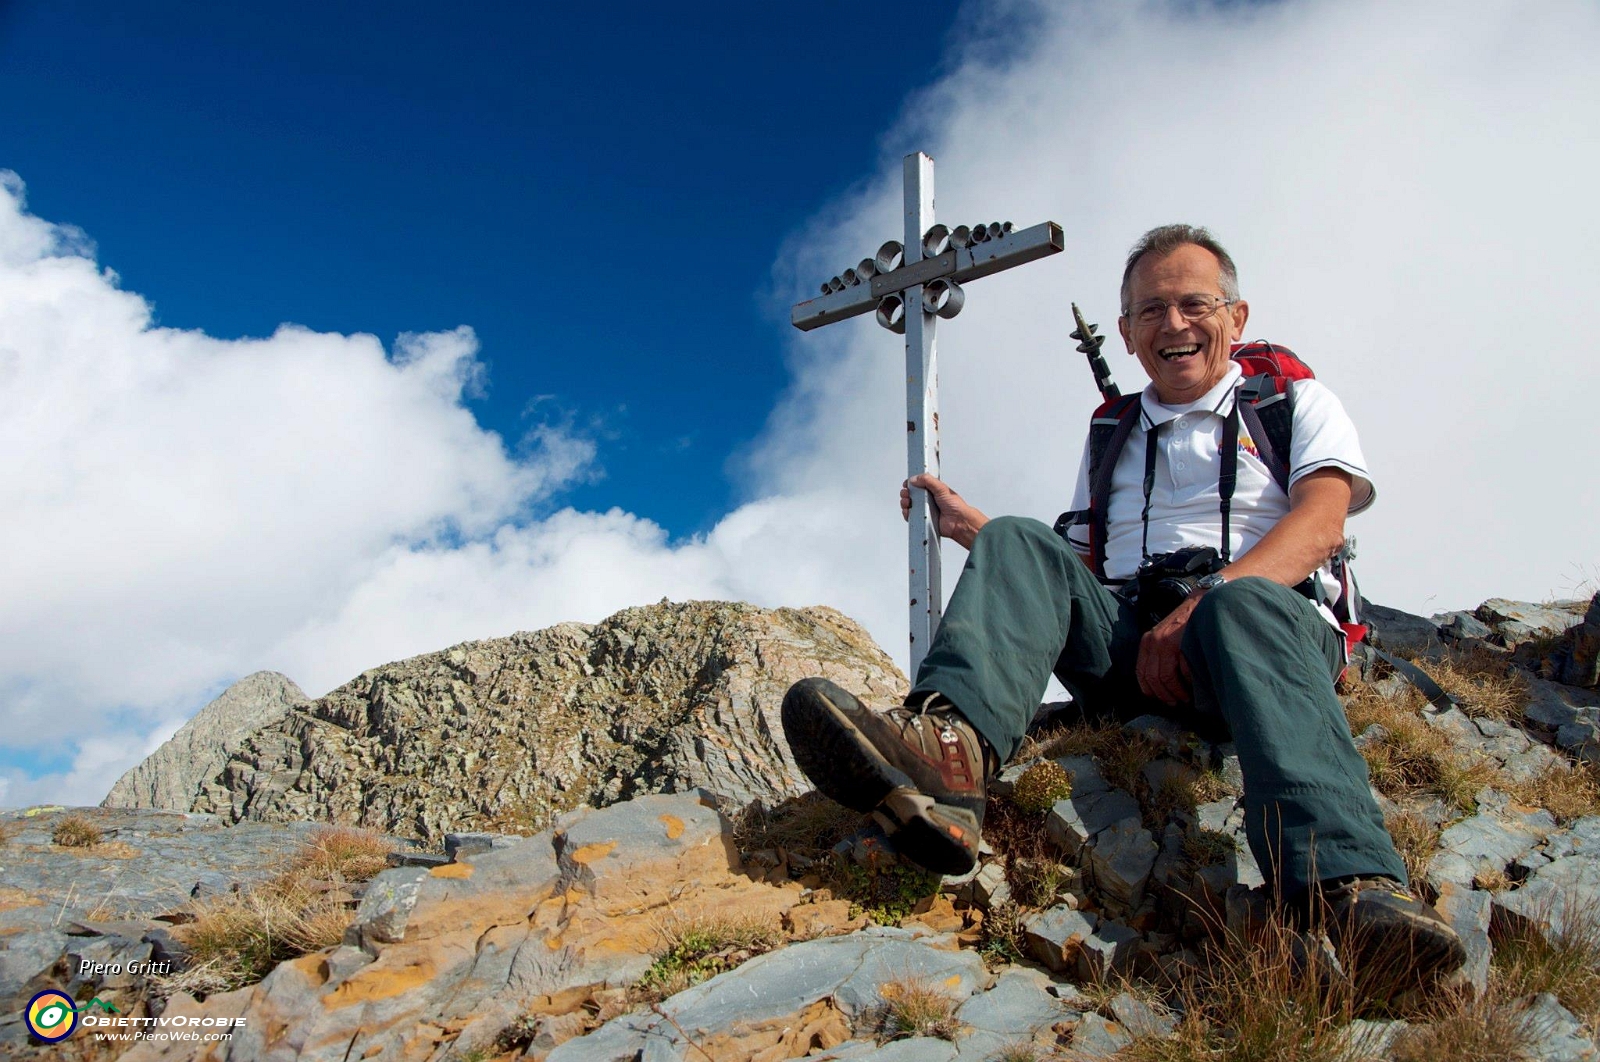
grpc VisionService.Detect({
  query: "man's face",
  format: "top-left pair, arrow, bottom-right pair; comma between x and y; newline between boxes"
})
1117,243 -> 1249,405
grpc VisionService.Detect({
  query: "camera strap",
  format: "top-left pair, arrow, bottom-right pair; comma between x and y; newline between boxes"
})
1140,403 -> 1242,565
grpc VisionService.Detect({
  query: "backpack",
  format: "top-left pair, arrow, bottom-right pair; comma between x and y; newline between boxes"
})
1053,340 -> 1368,646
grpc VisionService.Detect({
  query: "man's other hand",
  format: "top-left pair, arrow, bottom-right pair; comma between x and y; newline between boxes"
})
900,474 -> 990,550
1137,592 -> 1204,706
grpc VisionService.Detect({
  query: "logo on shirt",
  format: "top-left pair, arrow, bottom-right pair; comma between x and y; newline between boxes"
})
1237,433 -> 1260,460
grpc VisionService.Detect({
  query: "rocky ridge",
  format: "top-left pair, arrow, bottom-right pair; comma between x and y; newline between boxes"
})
123,602 -> 904,842
103,673 -> 309,812
5,592 -> 1597,1060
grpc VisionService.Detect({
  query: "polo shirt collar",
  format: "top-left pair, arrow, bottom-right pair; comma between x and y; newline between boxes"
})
1140,362 -> 1243,428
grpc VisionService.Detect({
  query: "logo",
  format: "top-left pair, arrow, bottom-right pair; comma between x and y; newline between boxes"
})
1237,433 -> 1260,460
24,989 -> 119,1043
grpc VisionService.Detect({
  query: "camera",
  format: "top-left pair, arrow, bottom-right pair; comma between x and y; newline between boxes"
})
1132,546 -> 1228,630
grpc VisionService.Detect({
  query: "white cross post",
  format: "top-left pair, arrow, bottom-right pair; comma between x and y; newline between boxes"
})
791,151 -> 1063,676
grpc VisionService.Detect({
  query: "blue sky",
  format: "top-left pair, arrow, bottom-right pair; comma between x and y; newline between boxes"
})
3,0 -> 1597,807
0,0 -> 969,537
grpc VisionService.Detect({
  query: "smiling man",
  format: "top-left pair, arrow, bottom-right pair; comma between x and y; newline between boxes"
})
781,224 -> 1466,985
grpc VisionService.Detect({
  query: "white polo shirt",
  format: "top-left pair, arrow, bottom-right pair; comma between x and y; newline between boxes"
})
1064,363 -> 1373,618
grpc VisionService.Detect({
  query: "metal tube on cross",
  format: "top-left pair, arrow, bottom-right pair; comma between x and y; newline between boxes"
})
791,151 -> 1063,676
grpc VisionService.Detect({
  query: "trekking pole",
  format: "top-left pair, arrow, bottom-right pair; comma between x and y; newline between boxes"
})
1071,302 -> 1120,400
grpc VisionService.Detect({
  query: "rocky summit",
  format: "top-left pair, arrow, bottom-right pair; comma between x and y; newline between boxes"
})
4,592 -> 1597,1061
113,601 -> 905,843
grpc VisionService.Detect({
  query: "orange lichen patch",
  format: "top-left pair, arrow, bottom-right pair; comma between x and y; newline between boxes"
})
527,984 -> 599,1016
692,998 -> 849,1062
322,958 -> 439,1010
659,814 -> 686,840
428,862 -> 474,879
568,841 -> 617,865
280,952 -> 330,989
0,887 -> 42,912
943,973 -> 962,989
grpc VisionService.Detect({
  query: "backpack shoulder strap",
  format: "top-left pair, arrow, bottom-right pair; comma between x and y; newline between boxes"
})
1086,393 -> 1142,578
1233,341 -> 1304,495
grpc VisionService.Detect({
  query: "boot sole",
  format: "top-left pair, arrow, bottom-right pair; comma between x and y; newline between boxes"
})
781,679 -> 979,875
1333,904 -> 1467,985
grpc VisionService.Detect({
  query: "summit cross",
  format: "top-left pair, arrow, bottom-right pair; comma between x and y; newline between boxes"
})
791,151 -> 1063,674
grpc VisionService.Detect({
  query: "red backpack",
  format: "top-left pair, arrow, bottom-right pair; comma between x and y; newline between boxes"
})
1054,340 -> 1367,645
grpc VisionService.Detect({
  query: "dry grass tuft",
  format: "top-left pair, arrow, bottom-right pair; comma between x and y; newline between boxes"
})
286,826 -> 392,883
634,915 -> 782,1001
1342,677 -> 1501,810
1099,732 -> 1170,797
733,792 -> 863,857
1506,759 -> 1600,824
1384,810 -> 1442,890
174,825 -> 391,991
1387,990 -> 1539,1062
1472,868 -> 1512,893
1491,899 -> 1600,1027
979,900 -> 1027,967
52,813 -> 103,848
874,977 -> 963,1041
1413,652 -> 1531,722
1181,827 -> 1237,868
1037,718 -> 1125,761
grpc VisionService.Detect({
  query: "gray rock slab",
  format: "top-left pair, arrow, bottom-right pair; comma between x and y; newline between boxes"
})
1544,816 -> 1600,860
1195,797 -> 1239,835
1520,992 -> 1599,1062
1437,811 -> 1546,878
955,967 -> 1069,1035
1436,611 -> 1493,641
1070,1012 -> 1133,1058
1493,853 -> 1600,941
1476,599 -> 1587,645
861,1039 -> 957,1062
1108,991 -> 1176,1038
1362,602 -> 1444,656
0,928 -> 70,999
1501,743 -> 1562,785
1086,819 -> 1157,908
1052,754 -> 1109,798
555,792 -> 725,887
1077,920 -> 1141,983
552,930 -> 988,1061
970,862 -> 1011,910
1023,906 -> 1098,973
1434,882 -> 1492,996
0,806 -> 332,926
1525,677 -> 1600,731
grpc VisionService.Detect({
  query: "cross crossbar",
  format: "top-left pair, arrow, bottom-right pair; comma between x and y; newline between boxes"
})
791,220 -> 1064,331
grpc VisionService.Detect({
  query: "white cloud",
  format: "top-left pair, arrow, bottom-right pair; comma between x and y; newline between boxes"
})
5,0 -> 1598,806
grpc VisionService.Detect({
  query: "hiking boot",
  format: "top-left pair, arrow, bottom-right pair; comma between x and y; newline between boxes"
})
780,677 -> 994,875
1321,877 -> 1467,984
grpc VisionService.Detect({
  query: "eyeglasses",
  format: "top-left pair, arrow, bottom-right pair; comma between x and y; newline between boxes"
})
1123,294 -> 1235,326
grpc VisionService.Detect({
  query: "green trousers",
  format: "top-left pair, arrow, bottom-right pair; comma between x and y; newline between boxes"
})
911,515 -> 1406,895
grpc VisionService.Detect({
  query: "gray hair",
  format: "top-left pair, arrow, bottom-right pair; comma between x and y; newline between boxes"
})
1119,224 -> 1240,314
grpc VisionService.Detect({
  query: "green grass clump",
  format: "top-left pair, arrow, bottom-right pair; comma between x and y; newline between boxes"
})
635,917 -> 781,1000
1008,761 -> 1072,815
